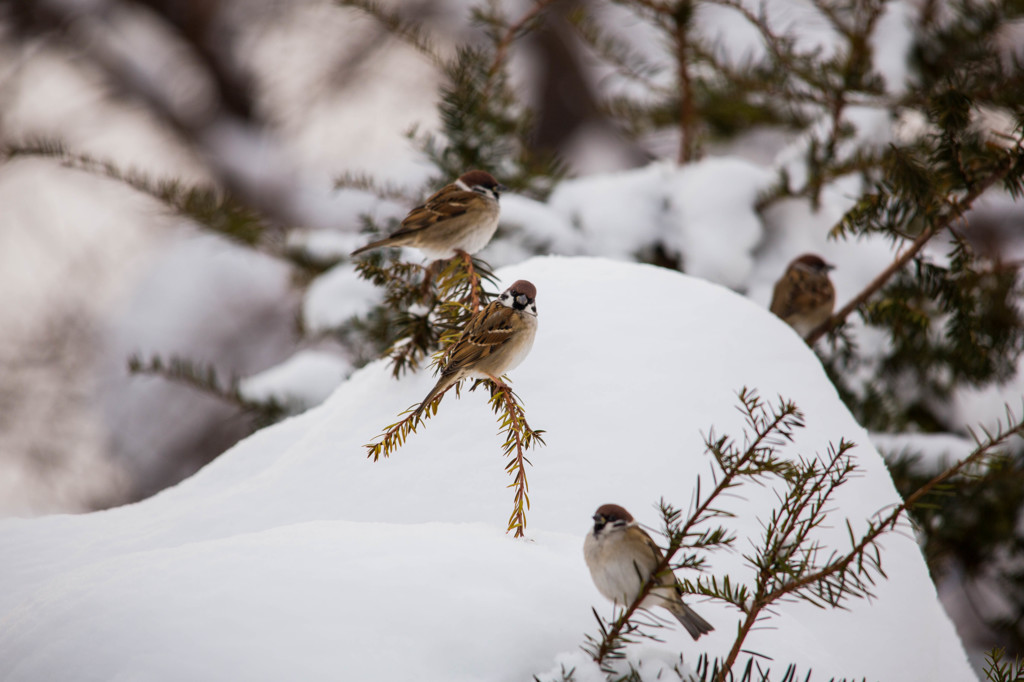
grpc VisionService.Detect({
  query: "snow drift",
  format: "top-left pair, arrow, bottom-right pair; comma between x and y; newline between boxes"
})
0,256 -> 973,681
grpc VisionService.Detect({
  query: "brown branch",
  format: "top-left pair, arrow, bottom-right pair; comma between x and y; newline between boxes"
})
805,159 -> 1018,344
593,395 -> 801,668
707,415 -> 1023,682
675,3 -> 697,164
364,403 -> 434,461
807,223 -> 936,344
715,449 -> 851,680
487,0 -> 561,82
763,416 -> 1024,606
459,252 -> 483,313
676,403 -> 797,540
714,415 -> 1022,680
491,381 -> 535,538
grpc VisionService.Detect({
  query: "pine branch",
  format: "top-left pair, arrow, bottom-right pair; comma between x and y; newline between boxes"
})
364,374 -> 545,537
715,443 -> 859,679
1,141 -> 324,271
127,354 -> 288,427
583,389 -> 1024,680
806,151 -> 1021,344
489,380 -> 546,537
674,1 -> 698,163
360,249 -> 539,534
585,389 -> 803,671
484,0 -> 561,84
333,170 -> 420,203
755,148 -> 883,211
335,0 -> 443,67
715,407 -> 1024,681
984,647 -> 1024,682
364,402 -> 435,461
567,9 -> 669,93
354,251 -> 497,378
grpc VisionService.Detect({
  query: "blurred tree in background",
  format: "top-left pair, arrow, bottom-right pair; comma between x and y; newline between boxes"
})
1,0 -> 1023,669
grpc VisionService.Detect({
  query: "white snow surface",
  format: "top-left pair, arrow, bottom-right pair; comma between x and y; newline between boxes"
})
302,262 -> 384,334
238,350 -> 352,413
544,158 -> 773,288
0,257 -> 974,681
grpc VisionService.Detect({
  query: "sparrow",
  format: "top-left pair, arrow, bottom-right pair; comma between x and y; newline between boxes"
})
584,504 -> 714,641
351,170 -> 505,261
412,279 -> 538,417
769,253 -> 836,339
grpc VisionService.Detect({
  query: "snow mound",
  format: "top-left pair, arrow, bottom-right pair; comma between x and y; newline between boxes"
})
545,159 -> 772,289
238,349 -> 351,413
0,257 -> 973,681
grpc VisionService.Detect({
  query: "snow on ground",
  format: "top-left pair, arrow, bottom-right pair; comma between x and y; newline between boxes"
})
870,432 -> 979,471
238,349 -> 352,414
0,256 -> 972,681
302,263 -> 383,334
536,157 -> 773,289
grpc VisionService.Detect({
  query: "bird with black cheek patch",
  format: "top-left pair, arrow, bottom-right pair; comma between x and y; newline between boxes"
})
769,253 -> 836,339
350,170 -> 505,261
412,280 -> 538,418
584,504 -> 714,641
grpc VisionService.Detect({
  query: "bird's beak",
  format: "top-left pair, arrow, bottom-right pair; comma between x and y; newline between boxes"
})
825,262 -> 836,271
592,514 -> 603,523
516,294 -> 529,306
496,183 -> 508,193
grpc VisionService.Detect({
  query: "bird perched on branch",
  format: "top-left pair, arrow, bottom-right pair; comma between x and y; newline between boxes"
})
413,279 -> 538,417
351,170 -> 505,261
769,253 -> 836,339
584,504 -> 714,641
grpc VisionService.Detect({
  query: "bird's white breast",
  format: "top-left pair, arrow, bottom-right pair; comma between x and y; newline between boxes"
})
584,528 -> 647,604
457,204 -> 500,255
502,312 -> 537,372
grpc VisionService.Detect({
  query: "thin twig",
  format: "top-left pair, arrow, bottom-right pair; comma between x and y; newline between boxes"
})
806,158 -> 1019,344
592,393 -> 801,668
490,381 -> 541,537
714,414 -> 1024,680
808,224 -> 936,344
487,0 -> 561,82
675,6 -> 697,164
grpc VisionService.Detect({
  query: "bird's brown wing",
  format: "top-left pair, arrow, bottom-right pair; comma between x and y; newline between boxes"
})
389,185 -> 479,238
441,303 -> 519,376
638,528 -> 680,591
771,270 -> 832,320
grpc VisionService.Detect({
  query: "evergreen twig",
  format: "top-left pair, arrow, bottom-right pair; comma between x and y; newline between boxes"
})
333,170 -> 420,203
0,141 -> 329,272
984,647 -> 1024,682
584,388 -> 1024,680
364,404 -> 433,461
127,354 -> 288,427
806,151 -> 1021,344
335,0 -> 443,67
489,380 -> 546,537
585,389 -> 804,671
359,246 -> 541,534
364,374 -> 545,536
485,0 -> 561,84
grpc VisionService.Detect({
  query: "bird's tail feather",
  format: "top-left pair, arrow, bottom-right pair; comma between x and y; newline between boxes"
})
350,237 -> 394,257
412,374 -> 458,418
669,602 -> 714,641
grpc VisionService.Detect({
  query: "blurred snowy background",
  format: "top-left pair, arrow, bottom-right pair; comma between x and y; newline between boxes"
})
2,0 -> 1024,672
